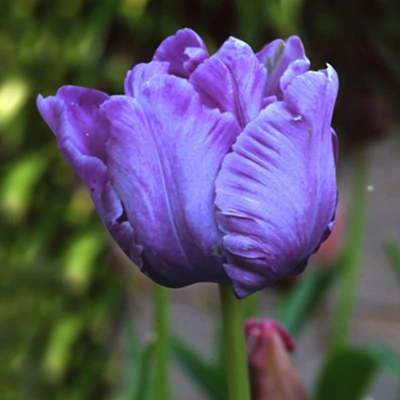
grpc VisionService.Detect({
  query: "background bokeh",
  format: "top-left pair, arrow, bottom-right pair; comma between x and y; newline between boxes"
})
1,0 -> 400,399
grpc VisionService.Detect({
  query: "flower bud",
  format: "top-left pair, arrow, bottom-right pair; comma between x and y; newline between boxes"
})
245,319 -> 308,400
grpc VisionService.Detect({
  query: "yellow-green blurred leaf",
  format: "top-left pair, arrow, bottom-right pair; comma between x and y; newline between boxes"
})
66,186 -> 94,224
119,0 -> 148,22
0,77 -> 30,127
1,153 -> 47,223
43,315 -> 84,382
63,231 -> 105,292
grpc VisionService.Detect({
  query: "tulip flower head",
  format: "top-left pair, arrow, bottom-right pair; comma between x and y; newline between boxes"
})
37,29 -> 338,298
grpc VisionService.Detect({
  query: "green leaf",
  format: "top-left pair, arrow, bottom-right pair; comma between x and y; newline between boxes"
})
275,265 -> 338,336
314,346 -> 379,400
0,153 -> 47,223
172,336 -> 227,400
134,341 -> 156,400
369,343 -> 400,380
384,239 -> 400,288
43,315 -> 84,382
113,320 -> 155,400
63,230 -> 105,293
0,76 -> 30,127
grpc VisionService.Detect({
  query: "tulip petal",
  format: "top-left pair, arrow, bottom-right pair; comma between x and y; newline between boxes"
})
215,66 -> 339,298
38,86 -> 109,161
101,74 -> 241,287
153,28 -> 208,78
124,61 -> 169,97
257,36 -> 310,99
190,37 -> 267,127
37,87 -> 143,266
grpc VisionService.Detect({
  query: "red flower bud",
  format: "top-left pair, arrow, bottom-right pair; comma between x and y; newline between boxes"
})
245,319 -> 308,400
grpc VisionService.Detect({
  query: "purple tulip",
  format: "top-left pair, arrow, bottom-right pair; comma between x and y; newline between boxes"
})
37,29 -> 338,298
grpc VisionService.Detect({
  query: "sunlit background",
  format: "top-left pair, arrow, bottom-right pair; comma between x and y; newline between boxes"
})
1,0 -> 400,399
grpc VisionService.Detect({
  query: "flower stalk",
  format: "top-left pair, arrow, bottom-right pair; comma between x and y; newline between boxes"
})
154,284 -> 170,399
219,284 -> 251,400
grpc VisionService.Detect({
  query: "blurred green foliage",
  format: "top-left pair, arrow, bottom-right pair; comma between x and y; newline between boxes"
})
1,0 -> 399,399
0,1 -> 139,398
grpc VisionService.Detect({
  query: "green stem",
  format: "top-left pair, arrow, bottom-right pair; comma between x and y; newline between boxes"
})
331,149 -> 369,348
219,285 -> 251,400
154,284 -> 170,400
